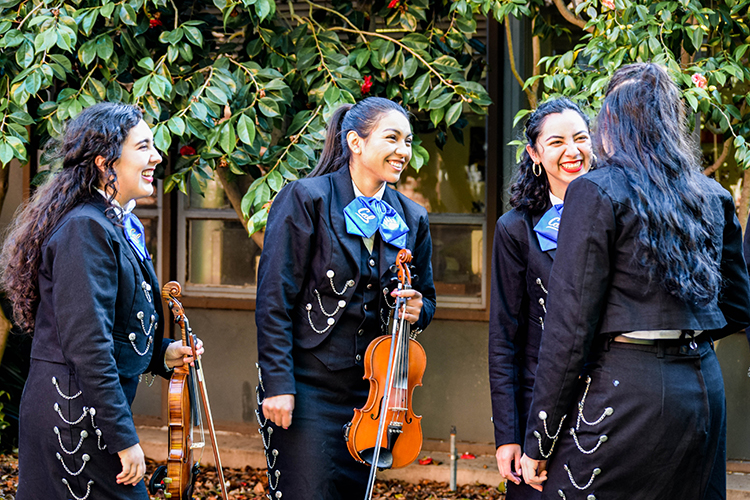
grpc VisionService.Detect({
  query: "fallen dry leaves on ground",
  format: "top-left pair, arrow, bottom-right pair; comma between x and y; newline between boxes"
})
0,454 -> 504,499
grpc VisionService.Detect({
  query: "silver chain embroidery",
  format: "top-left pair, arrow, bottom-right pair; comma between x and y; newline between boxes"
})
256,363 -> 265,392
569,428 -> 608,454
54,404 -> 89,425
540,411 -> 565,439
268,469 -> 281,490
305,305 -> 334,334
259,426 -> 273,449
137,311 -> 157,336
54,427 -> 88,454
52,377 -> 81,400
313,290 -> 346,317
577,376 -> 614,429
557,490 -> 567,499
533,430 -> 557,459
128,332 -> 153,356
275,491 -> 282,498
326,270 -> 354,296
538,297 -> 547,314
266,449 -> 278,469
56,452 -> 90,476
141,281 -> 153,303
62,479 -> 94,500
564,464 -> 601,490
536,277 -> 548,294
95,429 -> 107,450
255,408 -> 268,427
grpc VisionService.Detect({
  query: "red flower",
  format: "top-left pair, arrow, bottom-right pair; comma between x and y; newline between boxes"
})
180,145 -> 196,156
388,0 -> 399,8
692,73 -> 708,89
460,452 -> 476,459
361,75 -> 373,95
149,18 -> 163,28
418,457 -> 433,465
601,0 -> 615,10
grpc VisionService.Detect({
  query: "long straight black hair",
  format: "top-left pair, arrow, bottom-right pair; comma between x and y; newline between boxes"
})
309,97 -> 409,177
509,97 -> 590,214
596,62 -> 721,305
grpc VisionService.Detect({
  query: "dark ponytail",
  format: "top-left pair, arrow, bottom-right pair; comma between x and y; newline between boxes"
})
309,97 -> 409,178
509,97 -> 590,214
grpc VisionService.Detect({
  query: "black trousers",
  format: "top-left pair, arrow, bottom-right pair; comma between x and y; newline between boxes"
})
259,349 -> 371,500
541,339 -> 726,500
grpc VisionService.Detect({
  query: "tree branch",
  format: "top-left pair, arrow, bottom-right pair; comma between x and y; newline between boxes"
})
504,20 -> 537,109
703,137 -> 732,176
552,0 -> 593,33
739,168 -> 750,233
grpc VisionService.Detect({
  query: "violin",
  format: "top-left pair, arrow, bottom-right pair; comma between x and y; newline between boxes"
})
148,281 -> 229,500
345,248 -> 426,499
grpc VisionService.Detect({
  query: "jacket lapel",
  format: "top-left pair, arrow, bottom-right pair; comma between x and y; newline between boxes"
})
329,167 -> 362,268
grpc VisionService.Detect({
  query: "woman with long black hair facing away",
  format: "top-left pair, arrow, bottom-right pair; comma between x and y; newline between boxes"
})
520,63 -> 750,499
489,98 -> 593,499
255,97 -> 436,499
1,102 -> 201,499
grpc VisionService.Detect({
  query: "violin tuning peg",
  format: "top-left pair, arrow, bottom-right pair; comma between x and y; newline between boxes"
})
389,264 -> 399,273
412,274 -> 419,282
390,276 -> 399,282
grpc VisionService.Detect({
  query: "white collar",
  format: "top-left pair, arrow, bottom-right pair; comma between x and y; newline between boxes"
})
549,191 -> 564,206
352,181 -> 386,201
96,188 -> 136,214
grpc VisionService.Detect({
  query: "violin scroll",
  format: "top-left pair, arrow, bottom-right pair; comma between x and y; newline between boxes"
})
395,249 -> 413,288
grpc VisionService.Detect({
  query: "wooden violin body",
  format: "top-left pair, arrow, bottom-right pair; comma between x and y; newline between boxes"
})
345,249 -> 427,499
346,334 -> 425,469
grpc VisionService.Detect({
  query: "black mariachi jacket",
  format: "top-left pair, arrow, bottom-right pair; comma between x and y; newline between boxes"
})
31,196 -> 171,453
256,166 -> 437,399
488,204 -> 555,448
524,166 -> 750,460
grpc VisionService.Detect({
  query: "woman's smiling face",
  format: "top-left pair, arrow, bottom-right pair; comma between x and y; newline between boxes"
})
348,110 -> 413,196
110,119 -> 162,205
527,109 -> 592,199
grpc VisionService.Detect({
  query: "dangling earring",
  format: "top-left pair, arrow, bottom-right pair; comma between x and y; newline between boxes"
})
591,153 -> 598,166
532,163 -> 542,177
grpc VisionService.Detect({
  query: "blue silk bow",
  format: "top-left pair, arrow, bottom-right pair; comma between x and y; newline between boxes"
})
533,204 -> 563,252
343,197 -> 409,249
123,212 -> 151,261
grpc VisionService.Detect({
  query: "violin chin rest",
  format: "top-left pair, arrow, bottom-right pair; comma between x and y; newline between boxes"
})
359,447 -> 393,470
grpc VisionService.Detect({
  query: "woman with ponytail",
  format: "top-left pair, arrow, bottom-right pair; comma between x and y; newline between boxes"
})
489,97 -> 593,499
255,97 -> 436,499
1,102 -> 200,499
520,63 -> 750,499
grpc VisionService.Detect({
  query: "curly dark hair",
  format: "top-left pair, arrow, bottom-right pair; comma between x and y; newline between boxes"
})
509,97 -> 591,214
0,102 -> 142,332
309,97 -> 409,178
596,62 -> 720,305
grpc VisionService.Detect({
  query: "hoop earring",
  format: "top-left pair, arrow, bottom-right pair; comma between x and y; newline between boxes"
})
591,153 -> 598,165
532,163 -> 542,177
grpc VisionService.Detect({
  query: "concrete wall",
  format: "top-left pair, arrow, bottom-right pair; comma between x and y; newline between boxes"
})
132,312 -> 496,448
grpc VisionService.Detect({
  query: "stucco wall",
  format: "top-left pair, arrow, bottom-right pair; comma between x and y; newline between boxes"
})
132,312 -> 496,447
133,311 -> 750,459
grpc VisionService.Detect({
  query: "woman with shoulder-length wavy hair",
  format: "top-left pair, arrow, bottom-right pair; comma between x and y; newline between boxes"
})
519,62 -> 750,499
1,102 -> 200,500
488,97 -> 593,499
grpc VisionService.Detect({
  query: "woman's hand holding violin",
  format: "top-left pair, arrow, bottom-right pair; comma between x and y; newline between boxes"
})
391,289 -> 423,324
165,338 -> 204,369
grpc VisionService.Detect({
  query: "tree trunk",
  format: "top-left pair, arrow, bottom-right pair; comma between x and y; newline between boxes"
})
214,166 -> 265,250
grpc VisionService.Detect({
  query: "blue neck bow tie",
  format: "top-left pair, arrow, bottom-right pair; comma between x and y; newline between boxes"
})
533,203 -> 563,252
123,212 -> 151,261
343,197 -> 409,249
